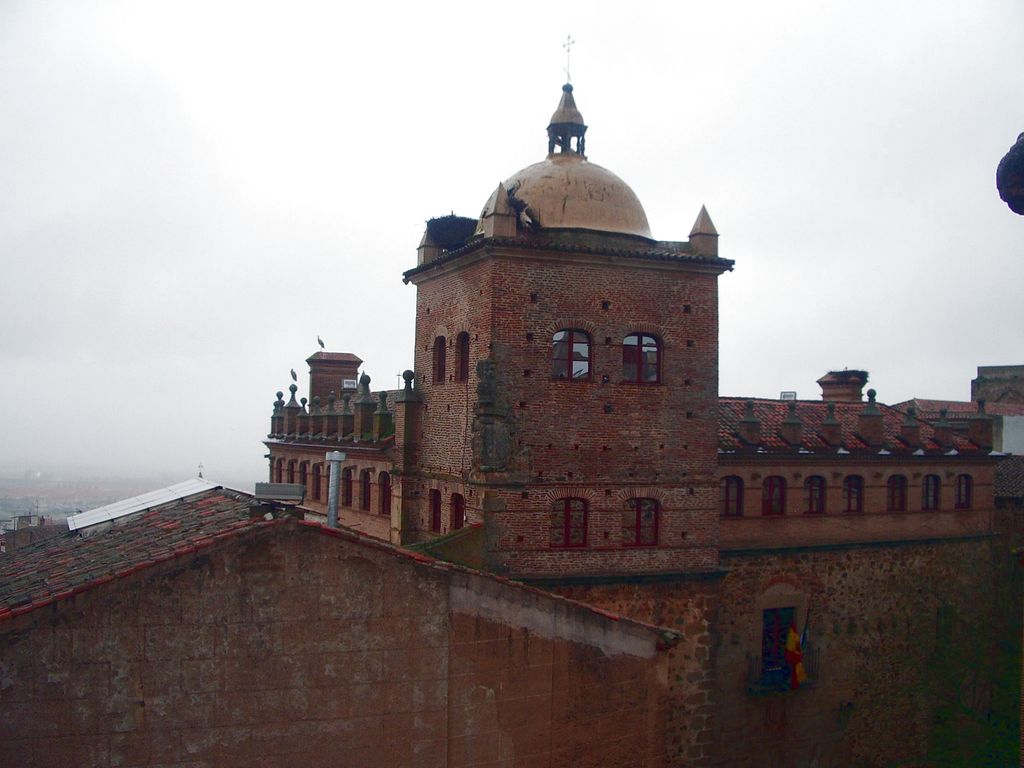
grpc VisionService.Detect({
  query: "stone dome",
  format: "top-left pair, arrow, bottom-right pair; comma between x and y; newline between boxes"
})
481,84 -> 653,240
503,153 -> 652,239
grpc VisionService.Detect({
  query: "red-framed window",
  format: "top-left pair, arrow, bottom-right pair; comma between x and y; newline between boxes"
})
804,476 -> 825,515
433,336 -> 446,384
550,498 -> 588,548
287,460 -> 296,484
429,489 -> 442,532
721,476 -> 744,517
312,464 -> 322,501
360,469 -> 372,511
275,458 -> 284,483
843,475 -> 864,513
451,493 -> 465,530
887,475 -> 907,512
378,472 -> 391,516
922,474 -> 941,511
954,474 -> 973,509
622,333 -> 660,383
552,329 -> 591,380
623,498 -> 658,546
762,476 -> 786,516
456,332 -> 470,382
342,467 -> 353,507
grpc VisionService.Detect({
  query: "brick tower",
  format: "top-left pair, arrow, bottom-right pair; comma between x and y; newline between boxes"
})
403,84 -> 733,578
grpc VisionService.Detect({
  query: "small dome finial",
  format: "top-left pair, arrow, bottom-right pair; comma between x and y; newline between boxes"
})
548,82 -> 587,156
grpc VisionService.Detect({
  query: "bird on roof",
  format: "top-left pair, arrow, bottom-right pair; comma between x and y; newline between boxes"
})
317,335 -> 325,350
290,368 -> 297,382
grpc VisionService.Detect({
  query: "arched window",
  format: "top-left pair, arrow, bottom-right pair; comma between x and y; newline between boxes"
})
721,476 -> 744,516
623,498 -> 658,546
550,498 -> 588,548
843,475 -> 864,513
342,467 -> 353,507
451,493 -> 465,530
955,474 -> 973,509
804,476 -> 825,515
275,458 -> 284,483
299,462 -> 308,490
762,476 -> 786,516
622,333 -> 660,383
455,332 -> 470,382
429,489 -> 442,532
433,336 -> 446,384
552,329 -> 590,380
360,469 -> 372,510
287,460 -> 296,484
922,474 -> 941,510
378,472 -> 391,515
312,464 -> 322,501
887,475 -> 907,512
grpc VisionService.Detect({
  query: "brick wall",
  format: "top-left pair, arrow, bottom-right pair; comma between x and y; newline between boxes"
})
552,529 -> 1020,767
0,521 -> 671,767
718,456 -> 996,549
410,243 -> 726,578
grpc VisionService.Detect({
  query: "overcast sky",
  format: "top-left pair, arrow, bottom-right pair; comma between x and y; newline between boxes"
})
1,1 -> 1022,486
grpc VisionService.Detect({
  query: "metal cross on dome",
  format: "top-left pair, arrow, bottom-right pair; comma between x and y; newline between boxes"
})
563,35 -> 575,83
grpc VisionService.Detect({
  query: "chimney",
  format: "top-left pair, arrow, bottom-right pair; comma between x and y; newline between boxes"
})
820,402 -> 842,446
340,393 -> 354,439
817,370 -> 869,402
296,398 -> 310,438
738,400 -> 761,445
780,400 -> 803,447
932,409 -> 954,450
900,406 -> 921,448
270,391 -> 285,437
393,370 -> 424,474
857,389 -> 884,448
307,351 -> 362,404
324,451 -> 347,528
283,383 -> 301,435
373,391 -> 394,441
322,391 -> 340,440
967,399 -> 994,450
352,373 -> 376,442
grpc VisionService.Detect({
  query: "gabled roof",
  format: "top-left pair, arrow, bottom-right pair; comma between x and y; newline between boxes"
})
719,397 -> 981,454
0,485 -> 269,620
0,486 -> 680,646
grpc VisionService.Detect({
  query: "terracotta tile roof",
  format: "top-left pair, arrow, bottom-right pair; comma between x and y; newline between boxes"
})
719,397 -> 981,454
0,487 -> 272,621
893,398 -> 1024,418
995,456 -> 1024,498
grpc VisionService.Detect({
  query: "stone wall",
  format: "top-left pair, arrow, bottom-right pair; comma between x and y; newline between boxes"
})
553,532 -> 1020,767
0,520 -> 671,767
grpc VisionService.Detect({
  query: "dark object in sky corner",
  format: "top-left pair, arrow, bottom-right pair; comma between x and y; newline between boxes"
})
996,132 -> 1024,214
